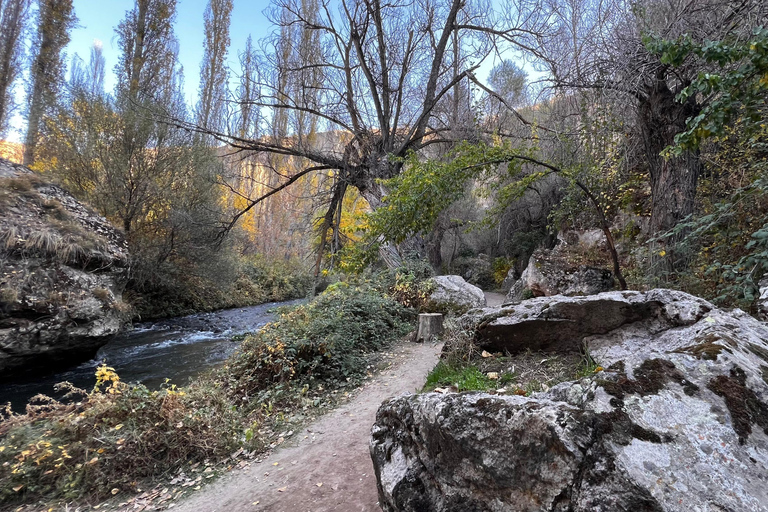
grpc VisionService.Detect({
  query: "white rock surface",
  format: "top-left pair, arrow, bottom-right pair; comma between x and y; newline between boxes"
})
372,289 -> 768,511
427,275 -> 486,314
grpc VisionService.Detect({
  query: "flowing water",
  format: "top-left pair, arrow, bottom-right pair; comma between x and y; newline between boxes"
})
0,299 -> 303,412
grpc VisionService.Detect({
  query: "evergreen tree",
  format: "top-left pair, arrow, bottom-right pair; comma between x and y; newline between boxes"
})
23,0 -> 75,164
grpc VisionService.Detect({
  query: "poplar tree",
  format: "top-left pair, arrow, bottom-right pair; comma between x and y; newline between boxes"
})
23,0 -> 75,164
196,0 -> 232,135
112,0 -> 181,233
234,34 -> 258,139
0,0 -> 31,137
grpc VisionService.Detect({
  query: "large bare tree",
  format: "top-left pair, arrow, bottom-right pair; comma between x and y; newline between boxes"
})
181,0 -> 547,265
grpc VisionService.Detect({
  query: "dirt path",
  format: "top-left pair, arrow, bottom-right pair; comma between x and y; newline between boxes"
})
484,291 -> 506,307
171,340 -> 443,512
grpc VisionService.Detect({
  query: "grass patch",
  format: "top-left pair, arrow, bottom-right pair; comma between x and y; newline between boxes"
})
424,361 -> 495,392
429,320 -> 604,396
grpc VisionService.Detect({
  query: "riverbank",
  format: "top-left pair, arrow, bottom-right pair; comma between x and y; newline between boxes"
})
0,284 -> 413,509
0,299 -> 303,413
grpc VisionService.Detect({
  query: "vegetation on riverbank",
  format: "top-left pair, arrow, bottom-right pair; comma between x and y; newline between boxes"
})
0,282 -> 413,508
128,255 -> 314,320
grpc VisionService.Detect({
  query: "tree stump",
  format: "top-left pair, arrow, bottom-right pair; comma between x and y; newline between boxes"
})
414,313 -> 444,343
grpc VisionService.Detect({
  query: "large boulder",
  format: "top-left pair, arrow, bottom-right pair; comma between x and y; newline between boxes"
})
371,289 -> 768,511
0,159 -> 129,376
506,244 -> 614,303
426,275 -> 486,314
473,289 -> 709,353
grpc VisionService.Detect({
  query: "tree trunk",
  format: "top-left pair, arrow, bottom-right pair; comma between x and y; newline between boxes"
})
639,78 -> 701,237
426,226 -> 444,271
414,313 -> 444,343
358,174 -> 404,269
23,76 -> 43,165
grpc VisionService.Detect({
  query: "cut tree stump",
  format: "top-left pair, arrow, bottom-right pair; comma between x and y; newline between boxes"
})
414,313 -> 444,343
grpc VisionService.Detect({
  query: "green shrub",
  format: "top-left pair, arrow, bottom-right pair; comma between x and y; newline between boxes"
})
492,257 -> 515,286
128,254 -> 313,320
221,284 -> 413,399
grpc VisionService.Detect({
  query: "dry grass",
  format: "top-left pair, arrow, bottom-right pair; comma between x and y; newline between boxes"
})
93,287 -> 112,302
0,371 -> 244,505
3,223 -> 111,266
0,287 -> 18,304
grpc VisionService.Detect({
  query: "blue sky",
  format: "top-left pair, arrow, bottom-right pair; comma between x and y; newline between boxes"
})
6,0 -> 271,140
7,0 -> 514,141
68,0 -> 271,104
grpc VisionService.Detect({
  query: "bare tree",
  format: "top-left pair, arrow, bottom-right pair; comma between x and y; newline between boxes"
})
0,0 -> 31,137
179,0 -> 547,266
23,0 -> 76,165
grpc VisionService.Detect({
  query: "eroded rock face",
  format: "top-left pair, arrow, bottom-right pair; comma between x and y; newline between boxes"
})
427,275 -> 486,314
0,159 -> 129,375
474,289 -> 711,354
506,246 -> 614,303
371,289 -> 768,511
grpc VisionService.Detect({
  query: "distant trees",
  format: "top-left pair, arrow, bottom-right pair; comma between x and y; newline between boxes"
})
23,0 -> 75,165
196,0 -> 233,135
0,0 -> 31,137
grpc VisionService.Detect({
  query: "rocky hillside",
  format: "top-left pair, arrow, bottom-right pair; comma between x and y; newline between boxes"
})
0,158 -> 129,377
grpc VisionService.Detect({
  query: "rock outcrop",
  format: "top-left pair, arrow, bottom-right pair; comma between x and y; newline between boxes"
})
449,254 -> 495,289
506,246 -> 615,302
759,277 -> 768,321
371,289 -> 768,511
0,159 -> 129,376
426,275 -> 486,314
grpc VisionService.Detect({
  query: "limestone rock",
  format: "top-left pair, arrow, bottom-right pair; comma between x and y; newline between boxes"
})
499,267 -> 518,293
426,275 -> 486,314
0,158 -> 129,375
506,246 -> 614,302
473,289 -> 712,354
372,289 -> 768,511
759,277 -> 768,321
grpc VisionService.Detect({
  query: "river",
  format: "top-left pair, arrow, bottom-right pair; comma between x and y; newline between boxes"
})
0,299 -> 303,412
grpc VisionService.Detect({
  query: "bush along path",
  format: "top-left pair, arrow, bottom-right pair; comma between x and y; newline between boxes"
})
168,339 -> 443,512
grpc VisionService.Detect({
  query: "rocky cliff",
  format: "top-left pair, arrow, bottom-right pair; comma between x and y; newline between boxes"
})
0,158 -> 129,376
371,289 -> 768,511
